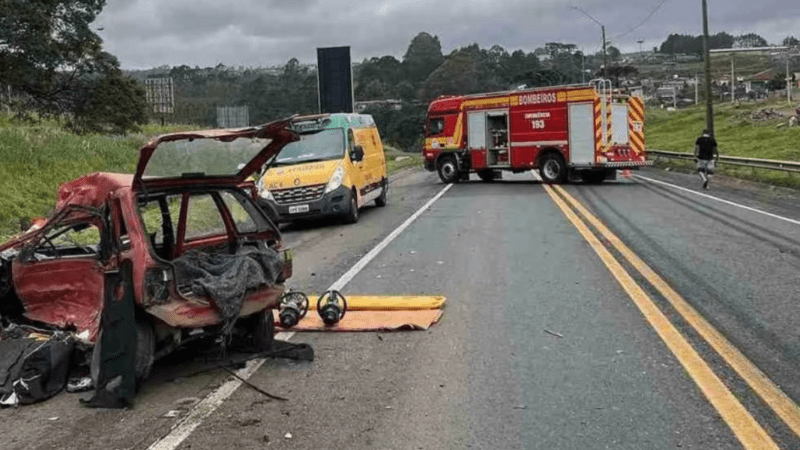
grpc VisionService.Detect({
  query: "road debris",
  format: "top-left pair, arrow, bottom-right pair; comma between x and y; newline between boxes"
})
284,432 -> 293,439
66,377 -> 93,393
220,366 -> 288,402
174,397 -> 200,408
237,417 -> 262,427
163,410 -> 181,418
544,329 -> 564,338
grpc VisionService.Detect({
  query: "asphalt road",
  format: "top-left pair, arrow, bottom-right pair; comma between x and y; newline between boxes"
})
3,166 -> 800,449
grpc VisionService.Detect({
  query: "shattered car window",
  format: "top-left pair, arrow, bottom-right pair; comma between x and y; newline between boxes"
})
36,222 -> 102,259
185,194 -> 226,240
220,191 -> 258,234
144,137 -> 272,178
138,194 -> 181,258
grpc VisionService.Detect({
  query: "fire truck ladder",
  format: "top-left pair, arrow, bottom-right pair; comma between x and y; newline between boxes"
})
590,79 -> 613,150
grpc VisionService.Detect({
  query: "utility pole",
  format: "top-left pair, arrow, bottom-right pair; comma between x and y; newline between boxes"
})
637,39 -> 645,61
695,73 -> 699,104
573,6 -> 607,79
602,25 -> 608,78
731,54 -> 735,103
582,48 -> 586,83
787,52 -> 793,103
701,0 -> 714,137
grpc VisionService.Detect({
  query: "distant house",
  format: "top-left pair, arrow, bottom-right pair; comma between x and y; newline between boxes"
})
743,68 -> 778,92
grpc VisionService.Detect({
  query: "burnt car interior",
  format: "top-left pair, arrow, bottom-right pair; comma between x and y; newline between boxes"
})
137,187 -> 280,263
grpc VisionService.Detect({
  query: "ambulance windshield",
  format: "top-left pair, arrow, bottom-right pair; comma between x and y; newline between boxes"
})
273,128 -> 345,166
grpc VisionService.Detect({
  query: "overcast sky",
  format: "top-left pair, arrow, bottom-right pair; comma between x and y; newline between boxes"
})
95,0 -> 799,70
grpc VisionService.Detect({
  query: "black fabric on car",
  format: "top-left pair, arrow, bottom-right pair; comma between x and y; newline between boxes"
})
172,246 -> 282,334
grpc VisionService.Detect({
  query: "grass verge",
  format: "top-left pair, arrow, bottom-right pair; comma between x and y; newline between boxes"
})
647,99 -> 800,189
0,121 -> 422,241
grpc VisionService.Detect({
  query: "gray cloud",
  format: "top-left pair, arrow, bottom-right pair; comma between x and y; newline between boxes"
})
94,0 -> 799,69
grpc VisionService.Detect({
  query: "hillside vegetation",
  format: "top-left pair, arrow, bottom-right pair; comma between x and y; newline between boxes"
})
0,118 -> 420,241
646,99 -> 800,186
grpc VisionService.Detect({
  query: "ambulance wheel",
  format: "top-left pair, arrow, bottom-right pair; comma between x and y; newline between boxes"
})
344,192 -> 359,224
539,153 -> 567,184
437,157 -> 460,184
375,179 -> 388,207
581,170 -> 606,184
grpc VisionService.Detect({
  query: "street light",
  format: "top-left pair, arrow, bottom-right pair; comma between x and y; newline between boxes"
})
573,6 -> 607,78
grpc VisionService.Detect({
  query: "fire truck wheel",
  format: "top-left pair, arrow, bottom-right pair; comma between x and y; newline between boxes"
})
539,153 -> 567,184
580,170 -> 606,184
477,170 -> 496,182
437,157 -> 460,184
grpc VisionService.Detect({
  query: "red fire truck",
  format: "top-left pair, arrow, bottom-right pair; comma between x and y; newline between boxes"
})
422,81 -> 651,184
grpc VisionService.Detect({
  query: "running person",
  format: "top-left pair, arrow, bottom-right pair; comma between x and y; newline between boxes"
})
694,129 -> 718,189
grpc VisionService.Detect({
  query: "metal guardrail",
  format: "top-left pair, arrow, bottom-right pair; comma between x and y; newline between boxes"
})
646,150 -> 800,174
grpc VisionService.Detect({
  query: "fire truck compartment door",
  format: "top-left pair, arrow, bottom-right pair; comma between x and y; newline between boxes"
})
612,104 -> 630,144
568,103 -> 595,164
467,112 -> 486,150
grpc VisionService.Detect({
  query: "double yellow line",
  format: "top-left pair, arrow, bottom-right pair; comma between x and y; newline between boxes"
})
544,184 -> 800,450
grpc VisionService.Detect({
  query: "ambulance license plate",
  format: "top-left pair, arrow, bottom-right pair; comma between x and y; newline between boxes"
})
288,204 -> 309,214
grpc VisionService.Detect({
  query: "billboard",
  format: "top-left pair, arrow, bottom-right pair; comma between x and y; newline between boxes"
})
317,46 -> 353,114
144,78 -> 174,114
216,106 -> 249,128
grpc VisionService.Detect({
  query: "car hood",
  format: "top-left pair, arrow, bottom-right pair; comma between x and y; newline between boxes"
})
262,159 -> 342,190
133,117 -> 298,191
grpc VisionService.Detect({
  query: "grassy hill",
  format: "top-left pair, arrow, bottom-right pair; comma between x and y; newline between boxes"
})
646,98 -> 800,186
0,117 -> 421,241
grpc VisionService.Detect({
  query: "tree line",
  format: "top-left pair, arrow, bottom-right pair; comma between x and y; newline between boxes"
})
658,32 -> 798,55
1,0 -> 795,145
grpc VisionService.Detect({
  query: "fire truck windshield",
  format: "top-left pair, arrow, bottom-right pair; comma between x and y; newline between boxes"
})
427,118 -> 445,136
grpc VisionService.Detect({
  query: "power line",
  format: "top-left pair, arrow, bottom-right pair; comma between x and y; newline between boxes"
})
615,0 -> 669,39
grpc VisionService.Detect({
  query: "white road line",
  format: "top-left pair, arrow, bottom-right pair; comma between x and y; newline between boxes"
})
634,174 -> 800,227
147,182 -> 453,450
328,183 -> 453,291
148,331 -> 294,450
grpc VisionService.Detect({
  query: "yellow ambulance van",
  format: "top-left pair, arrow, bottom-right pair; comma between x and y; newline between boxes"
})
256,113 -> 388,224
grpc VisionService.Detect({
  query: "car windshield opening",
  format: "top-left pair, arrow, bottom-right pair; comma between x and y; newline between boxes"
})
273,128 -> 345,166
143,137 -> 272,179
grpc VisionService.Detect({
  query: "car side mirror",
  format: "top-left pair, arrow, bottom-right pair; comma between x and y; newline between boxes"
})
352,145 -> 365,162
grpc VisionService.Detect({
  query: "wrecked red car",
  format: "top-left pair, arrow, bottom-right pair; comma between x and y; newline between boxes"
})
0,119 -> 298,389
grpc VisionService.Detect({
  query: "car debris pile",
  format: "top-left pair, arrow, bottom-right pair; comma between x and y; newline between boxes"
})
0,327 -> 75,407
0,119 -> 306,408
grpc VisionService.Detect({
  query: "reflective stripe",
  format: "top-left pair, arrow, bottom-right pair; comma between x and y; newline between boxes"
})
509,140 -> 568,147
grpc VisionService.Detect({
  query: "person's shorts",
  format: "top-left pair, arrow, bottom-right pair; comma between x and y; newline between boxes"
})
697,159 -> 715,173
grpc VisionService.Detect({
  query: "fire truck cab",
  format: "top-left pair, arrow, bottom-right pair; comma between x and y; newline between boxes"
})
422,81 -> 651,184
